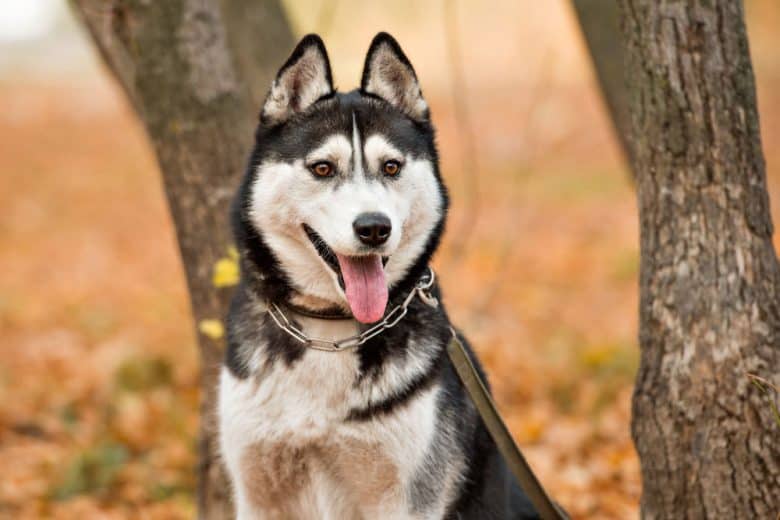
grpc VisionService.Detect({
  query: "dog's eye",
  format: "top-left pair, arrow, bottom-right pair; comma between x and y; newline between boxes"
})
310,161 -> 335,178
382,160 -> 401,176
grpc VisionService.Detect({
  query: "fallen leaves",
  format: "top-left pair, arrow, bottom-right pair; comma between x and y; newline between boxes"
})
212,246 -> 239,288
198,319 -> 224,340
6,35 -> 780,515
198,248 -> 238,343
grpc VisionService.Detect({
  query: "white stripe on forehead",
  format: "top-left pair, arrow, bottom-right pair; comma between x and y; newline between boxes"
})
351,112 -> 364,177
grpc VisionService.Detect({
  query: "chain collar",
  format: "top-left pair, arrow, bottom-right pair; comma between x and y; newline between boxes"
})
266,267 -> 438,352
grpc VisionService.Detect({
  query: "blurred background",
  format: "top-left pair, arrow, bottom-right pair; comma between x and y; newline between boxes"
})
1,1 -> 779,518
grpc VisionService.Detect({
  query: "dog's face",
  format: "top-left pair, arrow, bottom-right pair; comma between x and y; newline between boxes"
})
244,33 -> 447,323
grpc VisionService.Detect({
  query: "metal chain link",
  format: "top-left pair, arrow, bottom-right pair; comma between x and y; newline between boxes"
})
266,267 -> 438,352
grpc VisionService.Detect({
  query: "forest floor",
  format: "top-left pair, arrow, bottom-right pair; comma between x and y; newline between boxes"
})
1,72 -> 779,519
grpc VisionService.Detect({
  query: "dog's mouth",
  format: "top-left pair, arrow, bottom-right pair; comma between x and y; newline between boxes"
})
303,224 -> 342,280
303,224 -> 389,323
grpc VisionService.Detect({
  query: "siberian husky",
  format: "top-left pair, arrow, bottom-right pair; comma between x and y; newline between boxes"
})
218,32 -> 540,519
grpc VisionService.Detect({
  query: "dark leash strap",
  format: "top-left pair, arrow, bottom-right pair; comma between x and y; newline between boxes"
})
447,330 -> 569,520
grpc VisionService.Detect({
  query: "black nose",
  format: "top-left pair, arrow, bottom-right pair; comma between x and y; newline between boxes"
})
353,212 -> 392,247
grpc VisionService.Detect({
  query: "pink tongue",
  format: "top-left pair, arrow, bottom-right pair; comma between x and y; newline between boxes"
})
336,254 -> 388,323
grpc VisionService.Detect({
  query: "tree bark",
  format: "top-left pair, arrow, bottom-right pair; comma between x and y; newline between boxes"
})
571,0 -> 634,172
618,1 -> 780,517
68,1 -> 294,518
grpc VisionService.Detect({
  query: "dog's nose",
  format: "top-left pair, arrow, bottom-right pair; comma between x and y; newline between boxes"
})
353,212 -> 392,247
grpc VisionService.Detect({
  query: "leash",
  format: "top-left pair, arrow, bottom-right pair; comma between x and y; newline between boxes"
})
266,267 -> 566,518
447,330 -> 569,520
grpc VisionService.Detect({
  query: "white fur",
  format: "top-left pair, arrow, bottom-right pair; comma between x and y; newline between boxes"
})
233,111 -> 450,519
248,129 -> 443,311
307,134 -> 352,173
363,134 -> 403,173
218,314 -> 451,519
352,113 -> 365,175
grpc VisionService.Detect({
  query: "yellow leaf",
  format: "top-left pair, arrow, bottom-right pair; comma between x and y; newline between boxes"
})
580,345 -> 612,369
227,245 -> 239,260
212,257 -> 239,288
198,319 -> 224,340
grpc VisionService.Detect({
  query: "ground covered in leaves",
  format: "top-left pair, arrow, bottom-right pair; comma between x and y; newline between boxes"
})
2,3 -> 780,517
0,80 -> 639,519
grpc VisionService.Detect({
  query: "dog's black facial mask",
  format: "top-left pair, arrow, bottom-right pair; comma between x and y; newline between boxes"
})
235,33 -> 448,310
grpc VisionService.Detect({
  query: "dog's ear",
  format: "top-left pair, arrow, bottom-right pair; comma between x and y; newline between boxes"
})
360,32 -> 428,122
261,34 -> 334,125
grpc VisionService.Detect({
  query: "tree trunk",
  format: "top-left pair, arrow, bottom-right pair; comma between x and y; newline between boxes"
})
68,2 -> 294,518
571,0 -> 634,171
618,1 -> 780,517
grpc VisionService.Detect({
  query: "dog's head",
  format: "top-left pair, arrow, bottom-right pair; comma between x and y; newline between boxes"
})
235,33 -> 448,323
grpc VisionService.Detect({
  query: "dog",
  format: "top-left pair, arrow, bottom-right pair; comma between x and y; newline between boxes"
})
218,32 -> 540,519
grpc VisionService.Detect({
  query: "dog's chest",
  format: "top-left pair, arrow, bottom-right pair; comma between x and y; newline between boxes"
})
219,318 -> 440,518
229,318 -> 363,433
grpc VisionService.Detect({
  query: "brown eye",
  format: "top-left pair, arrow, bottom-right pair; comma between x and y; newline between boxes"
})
310,161 -> 334,178
383,160 -> 401,176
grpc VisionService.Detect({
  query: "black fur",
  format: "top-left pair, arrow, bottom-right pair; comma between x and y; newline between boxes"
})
224,32 -> 541,519
277,34 -> 334,93
230,89 -> 448,319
